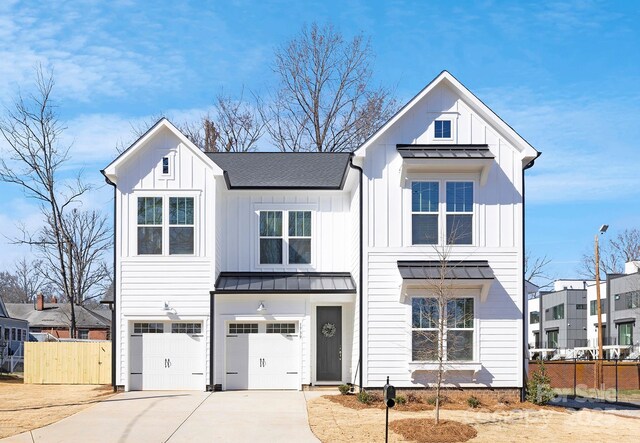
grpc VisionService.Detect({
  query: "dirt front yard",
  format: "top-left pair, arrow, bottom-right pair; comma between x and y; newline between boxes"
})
0,376 -> 114,439
307,394 -> 640,442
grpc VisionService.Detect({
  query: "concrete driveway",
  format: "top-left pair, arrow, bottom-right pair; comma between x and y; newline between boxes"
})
2,391 -> 320,443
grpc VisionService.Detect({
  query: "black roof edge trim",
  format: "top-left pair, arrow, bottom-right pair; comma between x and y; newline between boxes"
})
212,289 -> 357,295
524,151 -> 542,170
397,260 -> 491,266
225,185 -> 345,190
396,144 -> 490,149
222,170 -> 232,189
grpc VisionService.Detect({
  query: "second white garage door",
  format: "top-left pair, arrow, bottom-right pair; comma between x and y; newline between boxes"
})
225,322 -> 301,390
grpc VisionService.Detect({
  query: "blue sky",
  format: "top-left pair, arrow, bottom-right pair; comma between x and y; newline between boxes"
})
0,0 -> 639,283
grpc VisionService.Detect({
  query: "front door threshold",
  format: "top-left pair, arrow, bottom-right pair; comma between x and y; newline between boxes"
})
314,381 -> 343,385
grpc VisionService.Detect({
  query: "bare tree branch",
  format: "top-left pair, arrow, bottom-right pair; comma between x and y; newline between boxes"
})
264,23 -> 396,152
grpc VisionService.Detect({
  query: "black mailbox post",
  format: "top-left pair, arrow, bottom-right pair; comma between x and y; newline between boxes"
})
383,376 -> 395,442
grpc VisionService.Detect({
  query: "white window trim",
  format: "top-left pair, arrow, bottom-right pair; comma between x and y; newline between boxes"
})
409,294 -> 479,364
253,203 -> 317,270
407,176 -> 476,247
158,150 -> 176,181
134,191 -> 201,257
433,119 -> 454,141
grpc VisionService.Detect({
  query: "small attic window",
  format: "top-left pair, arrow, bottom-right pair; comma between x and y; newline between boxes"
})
434,120 -> 452,139
162,157 -> 169,174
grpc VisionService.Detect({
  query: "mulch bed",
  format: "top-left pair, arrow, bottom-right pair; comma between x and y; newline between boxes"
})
325,393 -> 567,413
389,418 -> 477,443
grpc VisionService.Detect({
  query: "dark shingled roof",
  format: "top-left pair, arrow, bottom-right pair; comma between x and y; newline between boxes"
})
396,144 -> 495,159
397,261 -> 495,280
214,272 -> 357,293
5,303 -> 111,329
206,152 -> 351,189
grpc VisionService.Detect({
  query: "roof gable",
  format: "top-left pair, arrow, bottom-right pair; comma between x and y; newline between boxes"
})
354,71 -> 539,165
102,118 -> 223,183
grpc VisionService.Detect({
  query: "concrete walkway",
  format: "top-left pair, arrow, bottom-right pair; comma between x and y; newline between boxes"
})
2,391 -> 319,443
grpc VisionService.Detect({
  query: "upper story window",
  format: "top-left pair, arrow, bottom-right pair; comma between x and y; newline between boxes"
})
169,197 -> 194,254
590,299 -> 606,315
411,181 -> 473,245
137,196 -> 195,255
614,290 -> 640,311
259,210 -> 312,265
162,157 -> 170,174
138,197 -> 163,255
530,311 -> 540,324
545,303 -> 564,321
446,182 -> 473,245
434,120 -> 452,139
411,297 -> 474,362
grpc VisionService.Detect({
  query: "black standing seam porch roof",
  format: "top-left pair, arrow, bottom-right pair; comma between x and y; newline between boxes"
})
213,272 -> 357,294
397,261 -> 495,280
396,144 -> 495,159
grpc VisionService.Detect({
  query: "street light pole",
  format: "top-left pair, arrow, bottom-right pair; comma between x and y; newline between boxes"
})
594,224 -> 608,388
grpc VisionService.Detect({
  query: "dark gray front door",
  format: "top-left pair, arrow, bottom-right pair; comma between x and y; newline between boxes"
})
316,306 -> 342,381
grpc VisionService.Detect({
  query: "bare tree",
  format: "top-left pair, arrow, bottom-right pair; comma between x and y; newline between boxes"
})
0,66 -> 109,337
263,22 -> 396,152
0,271 -> 22,303
13,258 -> 48,303
578,228 -> 640,279
40,209 -> 112,305
524,251 -> 553,290
409,224 -> 477,424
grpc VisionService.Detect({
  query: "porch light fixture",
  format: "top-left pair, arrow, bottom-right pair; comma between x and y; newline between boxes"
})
257,301 -> 266,312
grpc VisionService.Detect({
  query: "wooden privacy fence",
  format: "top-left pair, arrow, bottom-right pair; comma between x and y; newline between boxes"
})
24,342 -> 111,384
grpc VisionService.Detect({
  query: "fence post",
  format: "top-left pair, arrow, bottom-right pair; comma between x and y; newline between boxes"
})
615,358 -> 618,403
573,357 -> 578,398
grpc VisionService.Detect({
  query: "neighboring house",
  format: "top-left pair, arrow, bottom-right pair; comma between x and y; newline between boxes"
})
102,70 -> 539,398
0,295 -> 29,372
6,293 -> 111,340
527,288 -> 588,352
587,261 -> 640,355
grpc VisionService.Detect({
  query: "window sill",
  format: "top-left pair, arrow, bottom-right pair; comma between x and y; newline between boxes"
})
409,361 -> 482,372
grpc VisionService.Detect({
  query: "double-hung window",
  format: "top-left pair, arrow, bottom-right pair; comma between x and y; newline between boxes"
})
137,196 -> 195,255
138,197 -> 163,254
446,182 -> 473,245
412,182 -> 439,245
169,197 -> 194,254
260,211 -> 283,264
259,210 -> 312,265
288,211 -> 311,264
411,181 -> 473,245
411,297 -> 475,362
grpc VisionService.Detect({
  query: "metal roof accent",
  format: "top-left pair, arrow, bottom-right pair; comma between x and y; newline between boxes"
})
397,260 -> 495,280
396,144 -> 495,159
206,152 -> 351,189
214,272 -> 357,293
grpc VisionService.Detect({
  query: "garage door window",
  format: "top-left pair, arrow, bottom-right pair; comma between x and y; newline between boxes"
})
171,323 -> 202,334
266,323 -> 296,334
134,323 -> 164,333
229,323 -> 258,334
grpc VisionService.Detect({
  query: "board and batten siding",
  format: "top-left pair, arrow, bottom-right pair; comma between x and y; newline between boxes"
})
361,82 -> 525,388
215,190 -> 354,273
113,127 -> 217,389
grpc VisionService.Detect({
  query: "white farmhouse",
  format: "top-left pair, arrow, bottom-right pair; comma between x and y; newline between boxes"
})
102,71 -> 539,399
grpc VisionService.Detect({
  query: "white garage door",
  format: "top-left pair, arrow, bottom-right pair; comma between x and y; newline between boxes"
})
129,322 -> 205,390
225,322 -> 300,390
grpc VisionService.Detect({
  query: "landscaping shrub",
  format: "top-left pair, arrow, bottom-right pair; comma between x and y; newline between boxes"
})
466,395 -> 480,408
356,390 -> 372,404
395,394 -> 407,405
338,384 -> 351,395
526,360 -> 555,405
405,391 -> 421,403
426,395 -> 437,405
